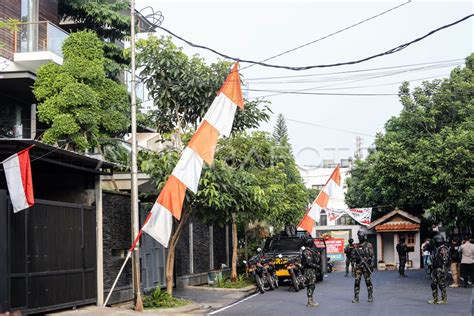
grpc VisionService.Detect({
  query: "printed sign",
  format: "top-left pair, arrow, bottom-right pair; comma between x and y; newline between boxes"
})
346,208 -> 372,226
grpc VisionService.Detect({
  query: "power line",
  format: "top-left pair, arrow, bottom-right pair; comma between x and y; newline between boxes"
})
245,58 -> 464,80
247,62 -> 460,84
248,62 -> 460,98
156,14 -> 474,70
248,89 -> 398,96
275,115 -> 376,137
241,0 -> 412,70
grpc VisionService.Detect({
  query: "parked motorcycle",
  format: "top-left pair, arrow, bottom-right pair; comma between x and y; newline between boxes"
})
265,257 -> 279,289
285,255 -> 305,292
244,256 -> 275,294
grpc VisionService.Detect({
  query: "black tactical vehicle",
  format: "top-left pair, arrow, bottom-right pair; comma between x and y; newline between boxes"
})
262,226 -> 327,283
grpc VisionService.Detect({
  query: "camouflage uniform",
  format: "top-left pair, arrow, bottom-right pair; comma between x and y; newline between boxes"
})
301,245 -> 321,307
344,241 -> 354,277
351,238 -> 374,303
429,243 -> 449,304
396,242 -> 408,277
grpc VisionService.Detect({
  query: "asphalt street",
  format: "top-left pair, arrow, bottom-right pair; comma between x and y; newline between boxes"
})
212,270 -> 473,316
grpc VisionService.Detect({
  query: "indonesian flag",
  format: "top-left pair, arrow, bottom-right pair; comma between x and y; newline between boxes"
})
298,165 -> 341,232
2,146 -> 34,212
142,63 -> 244,247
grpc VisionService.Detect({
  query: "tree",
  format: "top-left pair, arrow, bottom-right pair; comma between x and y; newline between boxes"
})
273,113 -> 289,146
33,31 -> 130,152
346,54 -> 474,232
136,36 -> 271,136
59,0 -> 131,80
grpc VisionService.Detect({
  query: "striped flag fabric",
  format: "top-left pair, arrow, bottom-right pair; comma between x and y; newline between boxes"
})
142,63 -> 243,247
298,165 -> 341,232
2,146 -> 34,213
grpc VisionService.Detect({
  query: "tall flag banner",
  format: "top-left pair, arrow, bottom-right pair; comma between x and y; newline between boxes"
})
2,146 -> 34,212
142,63 -> 243,247
298,165 -> 341,232
298,165 -> 373,231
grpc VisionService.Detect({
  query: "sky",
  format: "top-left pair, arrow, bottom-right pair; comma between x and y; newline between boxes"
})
137,0 -> 473,166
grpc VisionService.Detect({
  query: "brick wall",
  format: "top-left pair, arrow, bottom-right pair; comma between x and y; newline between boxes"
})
102,191 -> 133,303
175,213 -> 232,278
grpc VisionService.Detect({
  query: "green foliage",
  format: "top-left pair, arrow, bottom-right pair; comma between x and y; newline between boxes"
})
143,287 -> 190,309
215,274 -> 252,288
273,113 -> 290,146
0,18 -> 19,46
217,132 -> 308,230
346,54 -> 474,230
136,36 -> 270,134
59,0 -> 131,80
33,31 -> 130,152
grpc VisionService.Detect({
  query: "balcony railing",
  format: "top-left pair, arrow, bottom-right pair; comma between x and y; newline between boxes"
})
12,21 -> 69,58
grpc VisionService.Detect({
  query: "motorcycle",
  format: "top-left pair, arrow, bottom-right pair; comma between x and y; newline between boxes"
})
285,255 -> 305,292
244,256 -> 275,294
265,257 -> 279,289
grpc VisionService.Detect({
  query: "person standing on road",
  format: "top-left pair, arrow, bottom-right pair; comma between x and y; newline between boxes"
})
460,236 -> 474,288
344,238 -> 355,277
449,238 -> 461,288
422,238 -> 432,276
428,234 -> 449,304
301,236 -> 321,307
396,237 -> 411,277
351,230 -> 374,303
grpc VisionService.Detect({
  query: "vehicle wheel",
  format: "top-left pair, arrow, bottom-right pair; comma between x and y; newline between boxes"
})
291,272 -> 299,292
255,275 -> 265,294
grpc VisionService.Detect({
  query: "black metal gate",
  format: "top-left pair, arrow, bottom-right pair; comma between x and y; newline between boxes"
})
0,191 -> 96,314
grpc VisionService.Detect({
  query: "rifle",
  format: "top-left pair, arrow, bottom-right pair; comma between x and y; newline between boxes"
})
354,245 -> 374,274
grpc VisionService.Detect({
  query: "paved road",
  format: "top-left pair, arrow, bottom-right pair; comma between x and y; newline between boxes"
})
212,270 -> 473,316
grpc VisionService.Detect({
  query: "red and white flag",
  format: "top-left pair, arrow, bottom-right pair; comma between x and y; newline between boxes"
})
298,165 -> 341,232
2,146 -> 34,212
142,63 -> 244,247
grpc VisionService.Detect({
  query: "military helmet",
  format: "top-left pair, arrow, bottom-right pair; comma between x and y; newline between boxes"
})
433,234 -> 444,244
357,230 -> 367,241
304,236 -> 314,247
348,238 -> 354,244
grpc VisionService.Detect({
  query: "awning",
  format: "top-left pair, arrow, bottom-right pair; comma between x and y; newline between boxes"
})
0,139 -> 114,175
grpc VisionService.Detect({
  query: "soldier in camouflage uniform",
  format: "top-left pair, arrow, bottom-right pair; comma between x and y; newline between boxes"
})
351,230 -> 374,303
428,234 -> 449,304
301,236 -> 321,307
344,238 -> 355,277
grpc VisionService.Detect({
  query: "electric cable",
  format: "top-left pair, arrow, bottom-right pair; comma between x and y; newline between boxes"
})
155,14 -> 473,70
240,0 -> 412,70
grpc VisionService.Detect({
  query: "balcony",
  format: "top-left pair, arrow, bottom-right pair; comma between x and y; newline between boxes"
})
7,21 -> 68,72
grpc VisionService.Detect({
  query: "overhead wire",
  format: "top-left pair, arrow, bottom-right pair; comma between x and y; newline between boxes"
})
240,0 -> 413,70
244,58 -> 464,81
155,14 -> 474,70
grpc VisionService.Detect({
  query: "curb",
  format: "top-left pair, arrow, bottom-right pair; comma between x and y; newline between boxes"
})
184,285 -> 256,292
144,302 -> 203,314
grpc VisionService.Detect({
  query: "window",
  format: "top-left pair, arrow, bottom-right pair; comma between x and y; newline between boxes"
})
336,214 -> 355,225
319,211 -> 327,226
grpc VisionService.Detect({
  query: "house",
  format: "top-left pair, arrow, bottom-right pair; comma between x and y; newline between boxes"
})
367,209 -> 421,270
0,1 -> 133,312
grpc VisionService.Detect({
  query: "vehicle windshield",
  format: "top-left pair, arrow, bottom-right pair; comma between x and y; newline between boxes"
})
266,238 -> 305,252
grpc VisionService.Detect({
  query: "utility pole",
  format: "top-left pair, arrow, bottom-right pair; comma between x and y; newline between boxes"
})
130,0 -> 143,311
